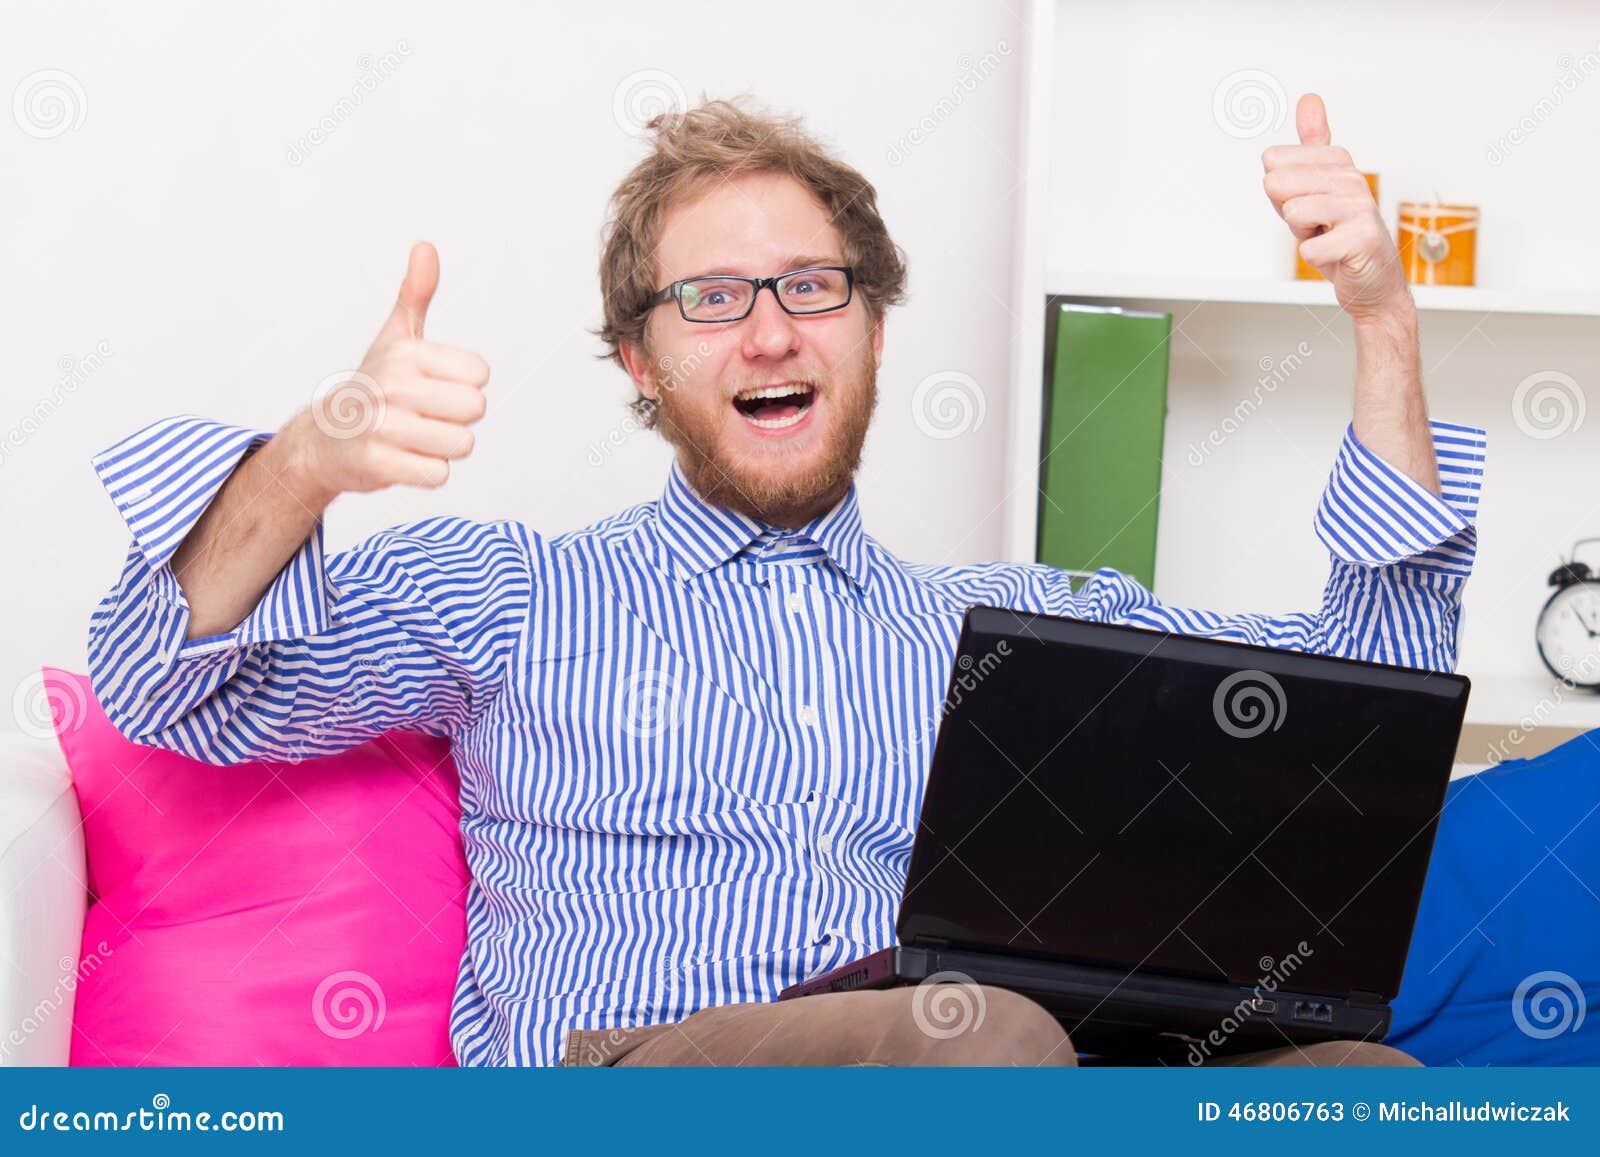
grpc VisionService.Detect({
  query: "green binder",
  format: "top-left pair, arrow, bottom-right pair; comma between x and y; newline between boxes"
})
1036,303 -> 1172,590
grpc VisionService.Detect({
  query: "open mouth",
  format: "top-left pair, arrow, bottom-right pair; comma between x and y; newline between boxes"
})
732,382 -> 816,430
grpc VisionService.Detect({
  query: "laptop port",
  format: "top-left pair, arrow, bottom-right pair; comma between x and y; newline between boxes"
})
1250,996 -> 1277,1014
1293,1000 -> 1333,1024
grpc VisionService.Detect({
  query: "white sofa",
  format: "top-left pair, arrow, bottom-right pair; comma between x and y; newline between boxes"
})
0,731 -> 86,1066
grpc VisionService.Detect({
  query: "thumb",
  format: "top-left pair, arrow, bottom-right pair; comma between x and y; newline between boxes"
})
380,241 -> 439,341
1296,92 -> 1331,147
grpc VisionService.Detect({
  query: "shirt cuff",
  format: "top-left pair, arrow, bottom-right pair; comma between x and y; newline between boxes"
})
1314,419 -> 1486,577
92,414 -> 332,656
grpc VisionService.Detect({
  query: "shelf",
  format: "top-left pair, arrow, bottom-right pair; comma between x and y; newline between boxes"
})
1044,273 -> 1600,318
1464,673 -> 1600,733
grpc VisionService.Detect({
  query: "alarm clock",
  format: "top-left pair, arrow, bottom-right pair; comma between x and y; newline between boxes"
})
1537,538 -> 1600,690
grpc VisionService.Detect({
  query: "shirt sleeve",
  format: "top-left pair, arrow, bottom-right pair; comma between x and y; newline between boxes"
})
1052,419 -> 1486,672
87,414 -> 532,765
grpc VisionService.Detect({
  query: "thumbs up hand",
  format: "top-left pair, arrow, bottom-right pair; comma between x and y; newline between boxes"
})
290,242 -> 490,497
1261,94 -> 1410,323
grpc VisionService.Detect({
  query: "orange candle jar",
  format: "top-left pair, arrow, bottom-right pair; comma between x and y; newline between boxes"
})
1296,172 -> 1379,280
1398,201 -> 1478,286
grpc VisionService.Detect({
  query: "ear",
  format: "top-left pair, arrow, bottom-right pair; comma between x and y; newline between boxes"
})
870,310 -> 886,370
619,338 -> 661,403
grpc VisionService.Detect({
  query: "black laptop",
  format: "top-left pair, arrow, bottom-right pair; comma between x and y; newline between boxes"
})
778,606 -> 1471,1059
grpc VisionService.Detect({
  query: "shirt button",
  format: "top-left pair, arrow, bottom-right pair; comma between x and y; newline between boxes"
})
786,591 -> 803,612
798,704 -> 819,727
817,833 -> 834,854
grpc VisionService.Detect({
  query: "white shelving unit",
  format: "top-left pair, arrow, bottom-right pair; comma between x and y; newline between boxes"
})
1467,674 -> 1600,734
1043,273 -> 1600,320
1004,0 -> 1600,741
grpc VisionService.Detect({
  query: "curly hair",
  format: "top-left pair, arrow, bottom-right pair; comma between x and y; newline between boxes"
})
595,96 -> 908,427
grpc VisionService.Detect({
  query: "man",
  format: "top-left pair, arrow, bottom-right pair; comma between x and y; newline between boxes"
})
88,94 -> 1484,1067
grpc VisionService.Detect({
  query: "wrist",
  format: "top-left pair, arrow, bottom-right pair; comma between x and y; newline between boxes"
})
274,413 -> 340,512
1352,295 -> 1418,345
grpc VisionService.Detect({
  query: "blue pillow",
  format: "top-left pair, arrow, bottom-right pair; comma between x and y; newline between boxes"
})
1388,731 -> 1600,1065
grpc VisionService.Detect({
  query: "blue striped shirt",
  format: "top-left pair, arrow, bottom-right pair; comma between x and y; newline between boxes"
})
87,415 -> 1486,1065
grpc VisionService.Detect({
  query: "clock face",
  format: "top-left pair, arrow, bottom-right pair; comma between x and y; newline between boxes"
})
1537,582 -> 1600,687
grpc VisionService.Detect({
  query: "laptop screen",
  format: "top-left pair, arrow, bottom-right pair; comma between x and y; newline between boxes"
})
898,607 -> 1470,1001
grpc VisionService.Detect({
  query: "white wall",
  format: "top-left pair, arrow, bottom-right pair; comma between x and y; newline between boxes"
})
1047,0 -> 1600,292
3,0 -> 1027,700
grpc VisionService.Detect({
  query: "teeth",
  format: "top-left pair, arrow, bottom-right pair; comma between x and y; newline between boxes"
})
747,408 -> 808,429
735,382 -> 814,402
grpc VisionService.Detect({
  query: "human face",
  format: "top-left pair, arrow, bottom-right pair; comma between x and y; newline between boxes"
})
621,171 -> 885,528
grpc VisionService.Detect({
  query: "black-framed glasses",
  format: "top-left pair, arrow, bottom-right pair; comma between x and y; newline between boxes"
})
648,265 -> 855,324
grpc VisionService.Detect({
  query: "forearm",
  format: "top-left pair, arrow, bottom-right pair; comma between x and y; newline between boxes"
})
1074,417 -> 1483,672
170,412 -> 337,639
1349,300 -> 1442,497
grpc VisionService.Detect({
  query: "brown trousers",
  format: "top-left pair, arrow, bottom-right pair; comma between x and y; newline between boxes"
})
560,985 -> 1419,1068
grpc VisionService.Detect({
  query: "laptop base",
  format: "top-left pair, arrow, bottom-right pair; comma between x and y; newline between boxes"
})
778,946 -> 1390,1059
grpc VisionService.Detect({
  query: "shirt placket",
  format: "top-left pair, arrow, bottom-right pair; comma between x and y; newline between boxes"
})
767,549 -> 845,951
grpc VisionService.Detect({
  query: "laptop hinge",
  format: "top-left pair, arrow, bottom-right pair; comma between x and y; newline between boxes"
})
1347,989 -> 1386,1006
906,936 -> 949,950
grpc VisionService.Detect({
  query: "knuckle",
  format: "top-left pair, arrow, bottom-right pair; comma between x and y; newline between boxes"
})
361,451 -> 390,485
387,337 -> 420,366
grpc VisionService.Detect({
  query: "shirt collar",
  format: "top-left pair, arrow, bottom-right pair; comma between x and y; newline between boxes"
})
654,459 -> 872,591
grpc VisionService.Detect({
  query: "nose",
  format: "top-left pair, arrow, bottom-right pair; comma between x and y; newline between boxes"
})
738,283 -> 802,362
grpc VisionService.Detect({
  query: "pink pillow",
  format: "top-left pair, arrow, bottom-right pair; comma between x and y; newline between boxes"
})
41,667 -> 468,1066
